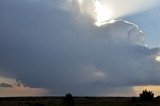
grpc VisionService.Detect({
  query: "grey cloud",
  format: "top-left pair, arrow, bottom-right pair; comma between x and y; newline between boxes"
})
0,0 -> 160,96
0,83 -> 13,88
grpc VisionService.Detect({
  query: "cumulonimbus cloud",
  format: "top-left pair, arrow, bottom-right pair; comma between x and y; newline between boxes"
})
0,0 -> 160,96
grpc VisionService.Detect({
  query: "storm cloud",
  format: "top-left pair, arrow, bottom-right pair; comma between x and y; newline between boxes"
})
0,0 -> 160,96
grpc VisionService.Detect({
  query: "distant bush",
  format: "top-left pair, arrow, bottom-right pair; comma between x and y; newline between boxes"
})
139,89 -> 154,102
63,93 -> 75,106
154,96 -> 160,102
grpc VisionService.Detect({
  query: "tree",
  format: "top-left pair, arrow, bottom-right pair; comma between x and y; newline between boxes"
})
63,93 -> 75,106
139,89 -> 154,102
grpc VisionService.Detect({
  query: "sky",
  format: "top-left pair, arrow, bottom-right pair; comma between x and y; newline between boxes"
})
125,7 -> 160,48
0,0 -> 160,97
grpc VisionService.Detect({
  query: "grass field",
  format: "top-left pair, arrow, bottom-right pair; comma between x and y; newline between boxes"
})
0,97 -> 160,106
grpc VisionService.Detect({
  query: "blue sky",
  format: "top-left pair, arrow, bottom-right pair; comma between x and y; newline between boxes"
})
125,6 -> 160,48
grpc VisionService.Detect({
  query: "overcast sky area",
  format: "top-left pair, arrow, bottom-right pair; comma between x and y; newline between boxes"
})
0,0 -> 160,97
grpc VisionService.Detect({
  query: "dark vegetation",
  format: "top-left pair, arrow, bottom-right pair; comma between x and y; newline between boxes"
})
140,89 -> 154,102
63,93 -> 75,106
0,90 -> 160,106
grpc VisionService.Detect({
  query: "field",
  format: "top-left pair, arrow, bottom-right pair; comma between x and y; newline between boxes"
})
0,97 -> 160,106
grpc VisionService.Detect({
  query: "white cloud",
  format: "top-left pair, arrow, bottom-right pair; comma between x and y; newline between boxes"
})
67,0 -> 160,26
